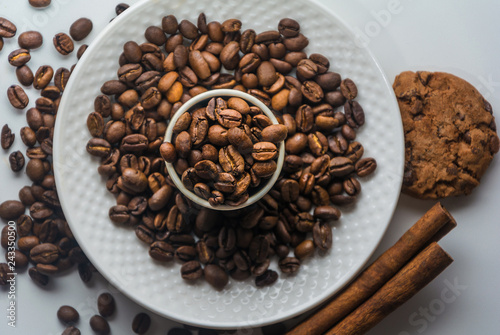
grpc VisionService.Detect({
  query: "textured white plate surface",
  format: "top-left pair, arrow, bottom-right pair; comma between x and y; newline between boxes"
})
53,0 -> 404,328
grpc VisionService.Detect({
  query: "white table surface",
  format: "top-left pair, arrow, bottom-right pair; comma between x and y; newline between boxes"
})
1,0 -> 499,334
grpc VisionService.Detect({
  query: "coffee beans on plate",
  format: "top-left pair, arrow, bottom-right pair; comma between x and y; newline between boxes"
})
83,13 -> 377,290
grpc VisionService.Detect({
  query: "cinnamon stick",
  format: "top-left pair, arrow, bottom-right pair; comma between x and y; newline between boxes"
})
286,202 -> 456,335
326,242 -> 453,334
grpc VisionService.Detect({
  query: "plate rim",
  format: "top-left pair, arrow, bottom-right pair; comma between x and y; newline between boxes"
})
53,0 -> 405,329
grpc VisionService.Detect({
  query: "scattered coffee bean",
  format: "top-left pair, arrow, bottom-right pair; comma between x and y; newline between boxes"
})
115,3 -> 130,16
1,124 -> 15,149
9,151 -> 25,172
8,48 -> 31,67
62,326 -> 81,335
70,18 -> 93,41
0,263 -> 14,285
29,0 -> 51,8
18,30 -> 43,49
16,65 -> 34,86
0,17 -> 17,38
28,266 -> 49,286
132,312 -> 151,334
89,315 -> 110,335
7,85 -> 29,109
57,305 -> 79,324
0,200 -> 25,220
53,33 -> 74,55
77,44 -> 88,59
97,292 -> 116,317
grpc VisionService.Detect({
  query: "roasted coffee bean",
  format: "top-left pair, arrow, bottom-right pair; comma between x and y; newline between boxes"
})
174,131 -> 192,158
312,221 -> 332,251
248,235 -> 269,263
9,151 -> 25,172
16,214 -> 33,236
0,37 -> 3,52
344,100 -> 365,128
297,59 -> 318,79
1,124 -> 15,149
255,269 -> 278,287
89,315 -> 110,335
301,81 -> 323,103
87,112 -> 104,137
145,25 -> 167,46
175,245 -> 196,262
77,44 -> 88,59
204,264 -> 228,290
18,236 -> 39,253
54,67 -> 71,92
108,205 -> 130,224
53,33 -> 74,55
135,225 -> 155,244
29,0 -> 51,7
0,200 -> 25,221
120,134 -> 148,153
149,241 -> 175,262
57,305 -> 80,324
132,312 -> 151,334
18,30 -> 43,49
8,49 -> 31,67
62,326 -> 81,335
115,3 -> 129,15
33,65 -> 54,90
220,41 -> 240,70
219,145 -> 245,175
97,292 -> 115,317
355,157 -> 377,177
30,243 -> 59,264
7,85 -> 29,109
180,260 -> 203,280
0,17 -> 17,38
16,65 -> 34,86
86,138 -> 111,157
340,78 -> 358,100
70,18 -> 93,41
279,257 -> 300,274
260,124 -> 287,143
179,19 -> 199,40
313,206 -> 341,221
294,239 -> 315,259
255,30 -> 281,46
28,267 -> 49,286
252,142 -> 278,161
329,156 -> 354,177
278,18 -> 300,38
227,127 -> 253,154
0,226 -> 14,249
0,263 -> 14,286
281,179 -> 300,203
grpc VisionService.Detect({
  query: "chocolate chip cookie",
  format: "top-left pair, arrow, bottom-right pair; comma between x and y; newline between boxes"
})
393,71 -> 499,199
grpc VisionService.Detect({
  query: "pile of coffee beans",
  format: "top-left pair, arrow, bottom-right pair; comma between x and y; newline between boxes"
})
0,7 -> 110,288
86,13 -> 377,290
161,95 -> 287,206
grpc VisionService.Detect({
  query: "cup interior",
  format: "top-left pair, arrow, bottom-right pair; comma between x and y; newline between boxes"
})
164,89 -> 285,211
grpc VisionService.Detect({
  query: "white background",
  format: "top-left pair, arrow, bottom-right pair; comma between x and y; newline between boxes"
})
1,0 -> 499,334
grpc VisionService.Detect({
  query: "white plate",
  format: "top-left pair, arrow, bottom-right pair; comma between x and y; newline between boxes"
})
53,0 -> 404,329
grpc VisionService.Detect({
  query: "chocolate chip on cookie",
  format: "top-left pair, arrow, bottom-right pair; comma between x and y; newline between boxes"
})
393,71 -> 499,199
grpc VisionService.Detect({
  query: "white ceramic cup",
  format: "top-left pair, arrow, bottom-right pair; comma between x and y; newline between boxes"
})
164,89 -> 285,211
